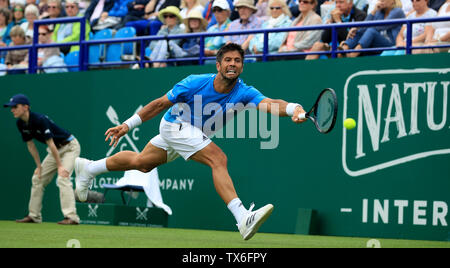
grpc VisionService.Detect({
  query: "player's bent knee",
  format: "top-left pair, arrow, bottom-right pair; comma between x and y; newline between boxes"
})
132,155 -> 157,173
137,162 -> 158,173
211,152 -> 228,169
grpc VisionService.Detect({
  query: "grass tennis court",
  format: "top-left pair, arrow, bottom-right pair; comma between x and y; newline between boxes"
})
0,221 -> 448,248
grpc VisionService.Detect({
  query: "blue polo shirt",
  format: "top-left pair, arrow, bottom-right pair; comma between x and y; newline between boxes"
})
17,111 -> 72,147
164,74 -> 266,134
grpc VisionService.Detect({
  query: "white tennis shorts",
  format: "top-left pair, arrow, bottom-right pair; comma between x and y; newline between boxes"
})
150,118 -> 212,162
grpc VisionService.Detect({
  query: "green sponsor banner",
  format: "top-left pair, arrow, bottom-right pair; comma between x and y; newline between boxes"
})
0,53 -> 448,241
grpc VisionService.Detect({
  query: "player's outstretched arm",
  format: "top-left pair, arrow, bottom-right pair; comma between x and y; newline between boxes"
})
105,95 -> 174,147
137,94 -> 174,122
257,98 -> 307,124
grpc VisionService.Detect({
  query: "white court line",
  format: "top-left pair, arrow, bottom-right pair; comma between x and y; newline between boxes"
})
340,208 -> 352,213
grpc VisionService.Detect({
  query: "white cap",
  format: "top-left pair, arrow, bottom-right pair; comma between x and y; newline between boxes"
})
66,0 -> 80,5
212,0 -> 231,10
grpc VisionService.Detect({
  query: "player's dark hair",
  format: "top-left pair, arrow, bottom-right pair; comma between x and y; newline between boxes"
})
216,43 -> 245,63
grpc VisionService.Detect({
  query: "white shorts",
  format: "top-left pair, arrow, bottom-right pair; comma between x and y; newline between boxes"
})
150,118 -> 212,162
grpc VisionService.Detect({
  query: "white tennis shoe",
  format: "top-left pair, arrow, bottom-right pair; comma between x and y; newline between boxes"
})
75,157 -> 94,202
238,203 -> 274,240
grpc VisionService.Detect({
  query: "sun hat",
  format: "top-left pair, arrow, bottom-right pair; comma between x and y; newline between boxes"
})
183,10 -> 208,30
158,6 -> 183,23
234,0 -> 258,11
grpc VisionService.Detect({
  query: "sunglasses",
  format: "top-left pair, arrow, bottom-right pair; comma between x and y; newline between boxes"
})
163,14 -> 176,19
299,0 -> 312,4
48,5 -> 59,9
39,32 -> 48,36
269,6 -> 282,10
411,0 -> 423,2
65,5 -> 77,9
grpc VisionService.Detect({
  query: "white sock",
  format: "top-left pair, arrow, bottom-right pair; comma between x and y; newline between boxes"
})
87,158 -> 108,176
227,198 -> 248,224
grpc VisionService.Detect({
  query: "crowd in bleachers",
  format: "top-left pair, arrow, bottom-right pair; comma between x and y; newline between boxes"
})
0,0 -> 448,74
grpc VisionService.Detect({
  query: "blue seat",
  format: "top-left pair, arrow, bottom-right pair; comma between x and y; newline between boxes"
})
90,29 -> 113,64
106,27 -> 136,62
145,47 -> 152,59
64,51 -> 79,72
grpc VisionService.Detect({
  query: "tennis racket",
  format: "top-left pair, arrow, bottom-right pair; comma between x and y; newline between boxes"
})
298,88 -> 338,134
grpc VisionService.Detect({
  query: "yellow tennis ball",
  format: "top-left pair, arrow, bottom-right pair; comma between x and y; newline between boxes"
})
344,118 -> 356,130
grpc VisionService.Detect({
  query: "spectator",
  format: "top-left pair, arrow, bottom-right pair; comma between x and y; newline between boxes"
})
143,0 -> 181,35
278,0 -> 323,58
203,0 -> 234,28
367,0 -> 412,15
115,0 -> 149,31
204,0 -> 231,56
224,0 -> 263,51
382,0 -> 436,55
249,0 -> 293,54
0,8 -> 11,63
52,0 -> 91,54
84,0 -> 116,30
10,4 -> 27,26
306,0 -> 366,60
38,0 -> 49,18
20,4 -> 39,39
255,0 -> 270,20
341,0 -> 405,57
148,6 -> 184,67
91,0 -> 136,32
36,25 -> 67,73
120,0 -> 180,36
5,25 -> 29,72
0,0 -> 9,9
321,0 -> 367,22
0,8 -> 11,46
42,0 -> 66,31
180,0 -> 204,18
170,9 -> 207,64
423,0 -> 449,52
319,0 -> 368,20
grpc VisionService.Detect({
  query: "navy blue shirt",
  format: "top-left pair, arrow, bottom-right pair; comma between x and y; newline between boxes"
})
17,111 -> 72,147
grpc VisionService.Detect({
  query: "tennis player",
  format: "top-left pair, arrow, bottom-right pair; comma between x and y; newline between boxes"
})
75,43 -> 306,240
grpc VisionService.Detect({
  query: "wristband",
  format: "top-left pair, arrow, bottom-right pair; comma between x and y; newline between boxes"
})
123,114 -> 142,130
286,103 -> 302,117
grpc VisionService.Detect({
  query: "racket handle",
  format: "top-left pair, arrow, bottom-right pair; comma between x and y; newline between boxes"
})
298,113 -> 306,120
